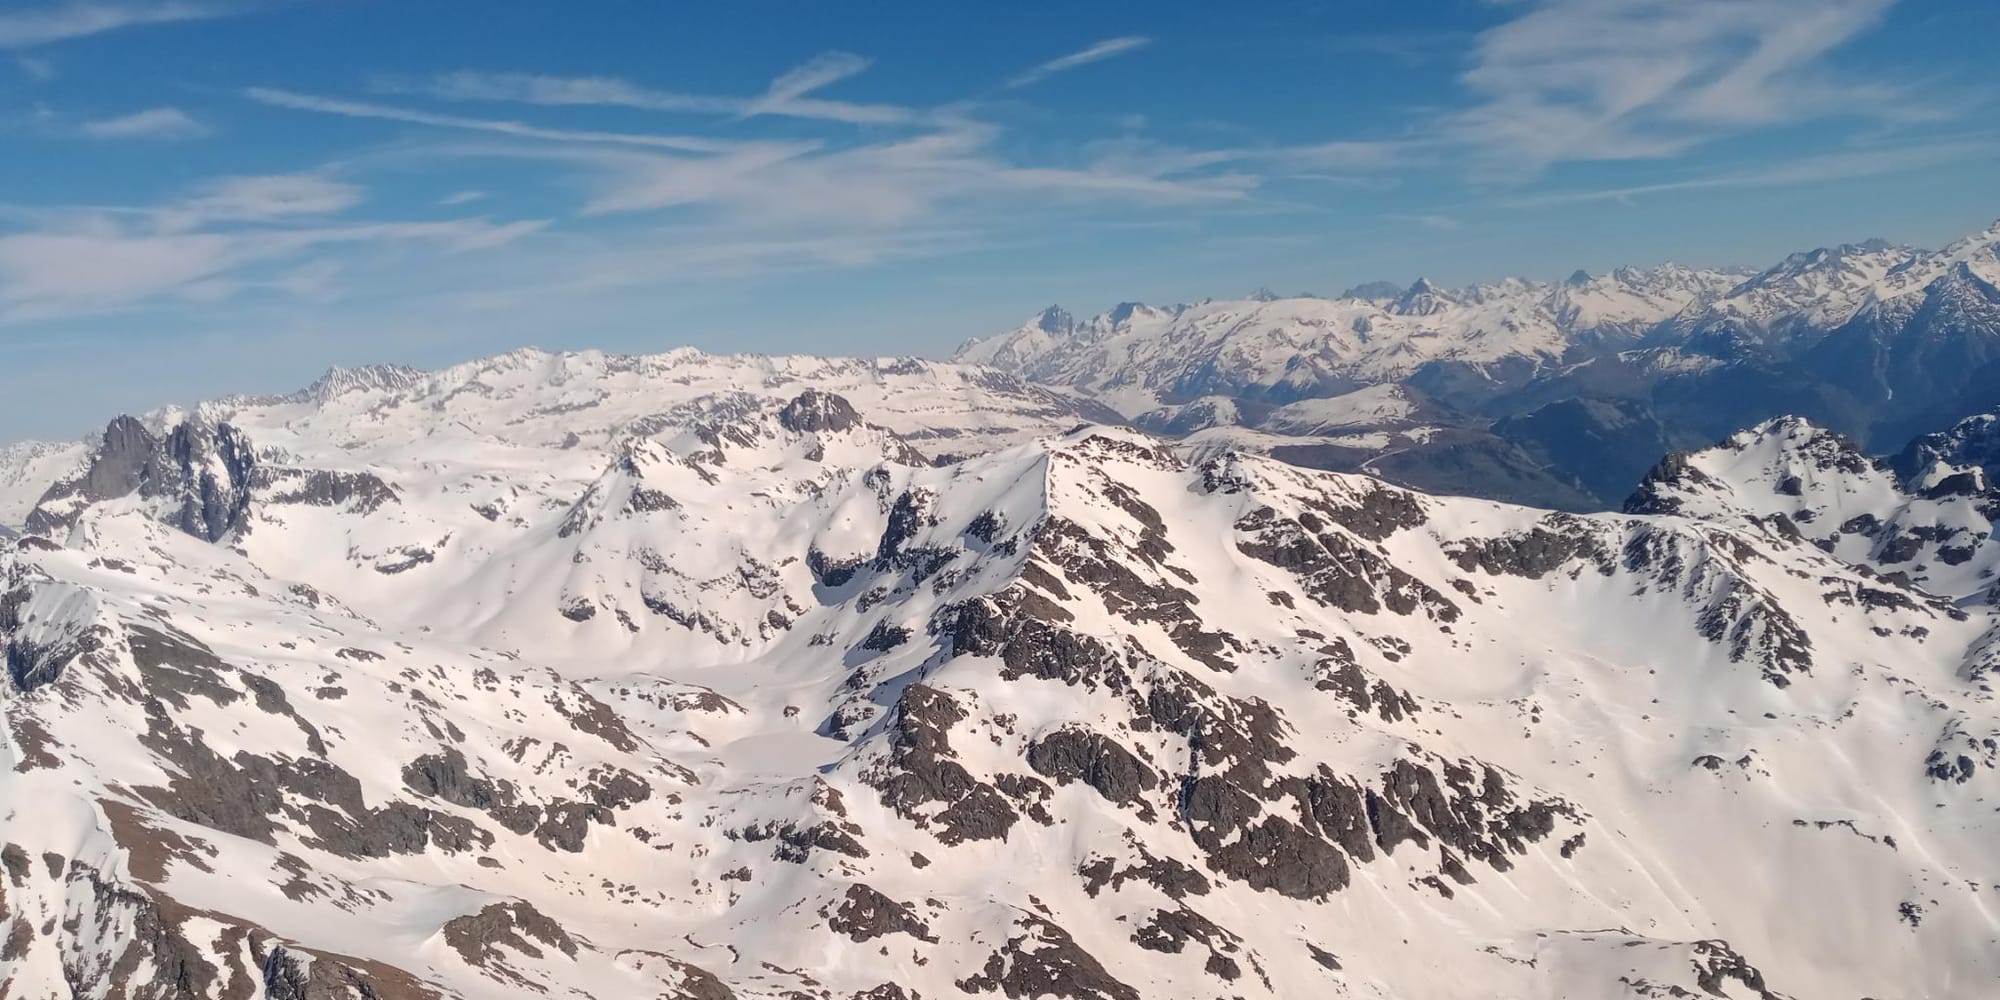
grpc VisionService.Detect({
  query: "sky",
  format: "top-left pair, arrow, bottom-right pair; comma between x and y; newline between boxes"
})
1,0 -> 1997,441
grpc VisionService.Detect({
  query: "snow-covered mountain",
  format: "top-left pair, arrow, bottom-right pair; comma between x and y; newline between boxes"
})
0,439 -> 90,529
1650,239 -> 1922,355
2,335 -> 1997,997
959,220 -> 2000,511
954,264 -> 1749,414
1656,222 -> 2000,358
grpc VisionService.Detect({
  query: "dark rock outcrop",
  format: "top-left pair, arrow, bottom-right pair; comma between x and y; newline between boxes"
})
27,416 -> 256,543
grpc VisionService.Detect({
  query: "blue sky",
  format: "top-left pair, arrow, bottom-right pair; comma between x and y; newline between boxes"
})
1,0 -> 1997,441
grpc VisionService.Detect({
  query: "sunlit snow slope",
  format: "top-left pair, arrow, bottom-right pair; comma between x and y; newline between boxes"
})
1,345 -> 1997,999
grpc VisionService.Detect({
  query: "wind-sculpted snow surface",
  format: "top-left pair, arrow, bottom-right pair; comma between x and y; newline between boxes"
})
0,352 -> 1997,998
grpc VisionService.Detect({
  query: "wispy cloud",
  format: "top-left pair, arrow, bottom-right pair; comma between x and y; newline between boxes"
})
747,50 -> 872,114
80,106 -> 209,140
1320,30 -> 1466,66
0,218 -> 542,322
1450,0 -> 1903,171
15,54 -> 54,80
1499,138 -> 2000,207
27,54 -> 1270,326
251,74 -> 1258,235
0,228 -> 234,317
389,52 -> 916,126
170,173 -> 363,224
462,226 -> 990,305
1388,213 -> 1460,231
483,120 -> 1257,227
1240,0 -> 1935,196
1006,36 -> 1150,89
0,171 -> 542,323
1267,139 -> 1420,173
0,2 -> 230,49
245,87 -> 752,153
226,46 -> 1269,319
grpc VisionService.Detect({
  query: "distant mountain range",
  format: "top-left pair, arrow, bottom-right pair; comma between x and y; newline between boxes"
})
957,220 -> 2000,509
3,222 -> 2000,999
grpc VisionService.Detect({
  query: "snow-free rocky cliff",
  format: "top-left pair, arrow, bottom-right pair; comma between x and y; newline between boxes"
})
1,343 -> 1998,999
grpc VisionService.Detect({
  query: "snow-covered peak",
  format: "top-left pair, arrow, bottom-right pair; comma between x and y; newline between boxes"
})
1630,416 -> 1886,514
661,389 -> 931,474
1659,224 -> 2000,355
1387,277 -> 1455,316
0,438 -> 90,529
1033,304 -> 1077,334
297,363 -> 429,404
954,266 -> 1740,407
1923,259 -> 2000,317
1628,414 -> 2000,598
953,306 -> 1084,370
775,387 -> 862,435
1260,384 -> 1423,435
1133,394 -> 1243,435
1337,280 -> 1404,302
1544,262 -> 1746,332
955,221 -> 2000,437
1902,218 -> 2000,290
1893,407 -> 2000,497
195,344 -> 1110,466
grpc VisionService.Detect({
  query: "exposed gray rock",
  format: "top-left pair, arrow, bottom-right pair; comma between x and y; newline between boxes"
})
778,389 -> 862,434
824,883 -> 937,943
956,914 -> 1139,1000
1027,727 -> 1158,811
27,416 -> 256,542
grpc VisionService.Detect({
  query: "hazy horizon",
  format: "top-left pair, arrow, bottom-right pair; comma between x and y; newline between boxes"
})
2,0 -> 1997,440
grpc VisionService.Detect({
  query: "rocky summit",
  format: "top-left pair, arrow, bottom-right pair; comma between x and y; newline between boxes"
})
0,343 -> 1996,999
